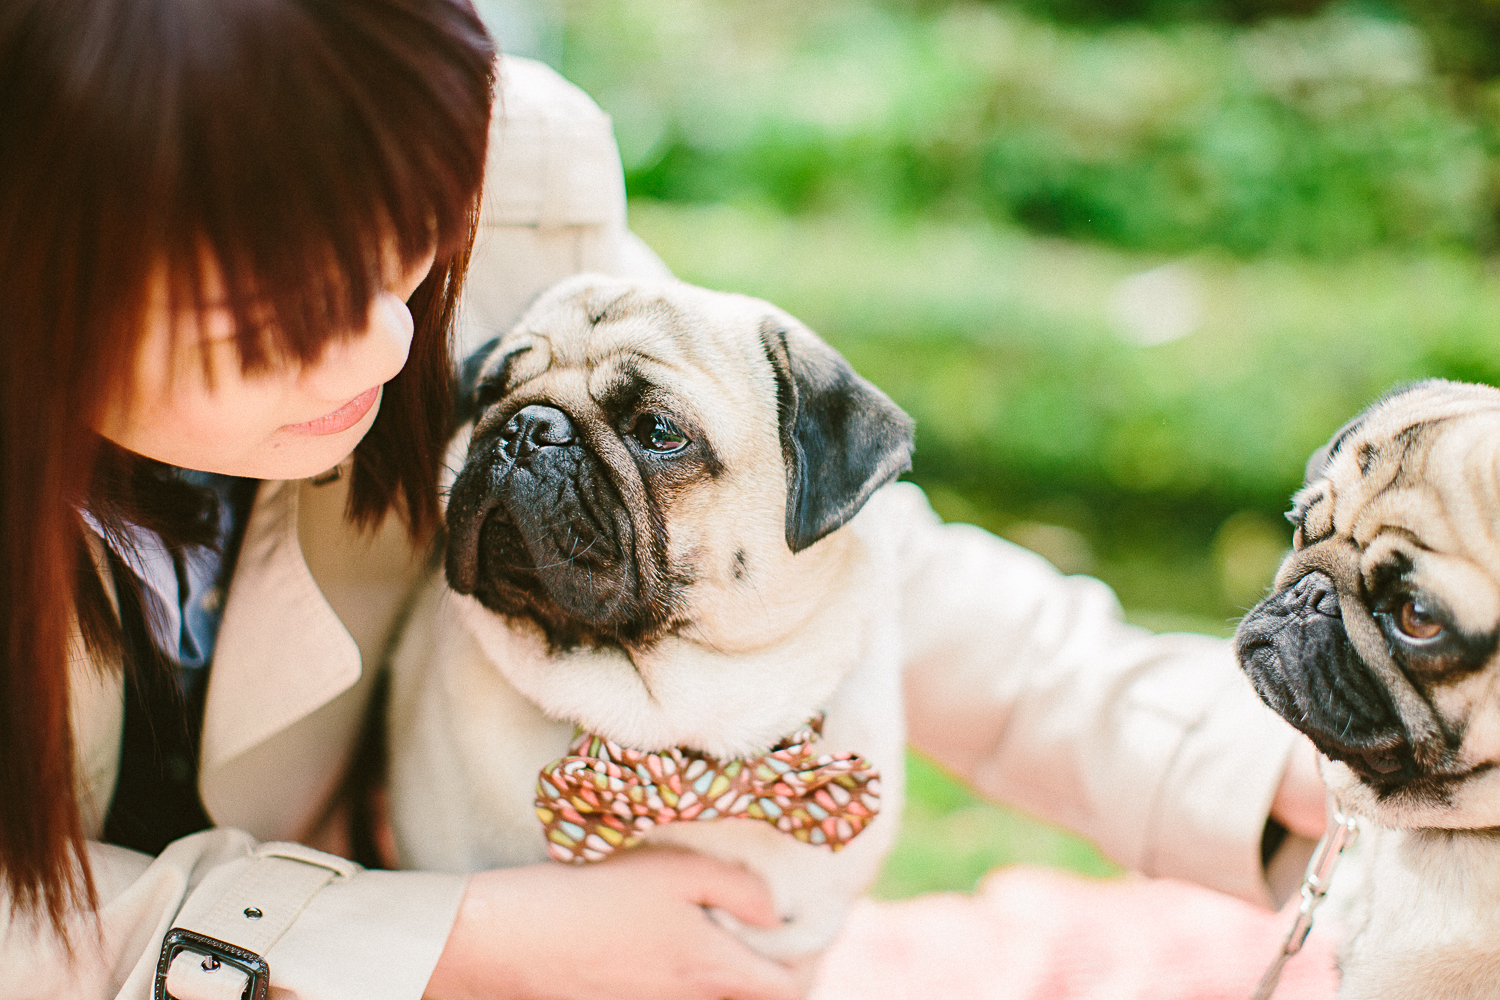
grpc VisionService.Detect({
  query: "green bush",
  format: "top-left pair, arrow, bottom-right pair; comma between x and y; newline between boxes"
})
562,0 -> 1497,256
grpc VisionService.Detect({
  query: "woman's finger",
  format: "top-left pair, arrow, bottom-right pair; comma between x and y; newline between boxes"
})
702,954 -> 802,1000
656,851 -> 783,929
688,923 -> 804,1000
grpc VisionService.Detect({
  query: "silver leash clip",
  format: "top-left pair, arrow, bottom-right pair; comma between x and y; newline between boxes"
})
1251,795 -> 1359,1000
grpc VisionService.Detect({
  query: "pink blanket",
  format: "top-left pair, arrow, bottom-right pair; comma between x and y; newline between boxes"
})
812,867 -> 1340,1000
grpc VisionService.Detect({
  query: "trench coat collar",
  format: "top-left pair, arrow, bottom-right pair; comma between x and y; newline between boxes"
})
199,477 -> 361,772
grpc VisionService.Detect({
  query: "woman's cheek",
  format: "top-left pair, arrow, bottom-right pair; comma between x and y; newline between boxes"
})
170,377 -> 295,460
299,292 -> 415,401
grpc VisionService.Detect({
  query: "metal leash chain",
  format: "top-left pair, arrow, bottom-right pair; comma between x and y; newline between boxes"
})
1250,797 -> 1360,1000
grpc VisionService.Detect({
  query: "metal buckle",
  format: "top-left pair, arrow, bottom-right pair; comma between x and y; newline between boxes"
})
154,928 -> 269,1000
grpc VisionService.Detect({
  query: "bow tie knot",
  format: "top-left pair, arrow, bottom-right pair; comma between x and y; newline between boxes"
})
534,716 -> 881,864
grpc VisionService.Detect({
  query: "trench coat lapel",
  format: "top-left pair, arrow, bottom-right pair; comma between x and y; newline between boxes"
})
198,478 -> 361,775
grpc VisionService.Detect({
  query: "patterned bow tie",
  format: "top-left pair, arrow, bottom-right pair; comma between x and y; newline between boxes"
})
534,715 -> 881,864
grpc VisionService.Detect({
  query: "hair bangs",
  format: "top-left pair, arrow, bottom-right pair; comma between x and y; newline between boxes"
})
152,0 -> 495,374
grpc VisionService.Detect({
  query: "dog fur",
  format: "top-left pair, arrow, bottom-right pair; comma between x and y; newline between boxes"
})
1237,379 -> 1500,998
386,275 -> 915,961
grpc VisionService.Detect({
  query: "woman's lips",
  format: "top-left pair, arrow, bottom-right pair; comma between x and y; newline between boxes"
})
282,385 -> 381,436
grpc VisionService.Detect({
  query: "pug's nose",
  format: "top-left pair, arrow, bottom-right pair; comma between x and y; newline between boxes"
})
1287,571 -> 1342,618
501,405 -> 576,459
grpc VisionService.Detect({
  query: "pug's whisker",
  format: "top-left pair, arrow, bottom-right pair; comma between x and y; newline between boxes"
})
681,620 -> 731,656
583,564 -> 599,612
564,534 -> 599,565
524,514 -> 587,537
533,537 -> 598,571
735,570 -> 773,624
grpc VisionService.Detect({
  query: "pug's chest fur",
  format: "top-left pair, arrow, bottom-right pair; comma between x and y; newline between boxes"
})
385,492 -> 909,961
1322,823 -> 1500,1000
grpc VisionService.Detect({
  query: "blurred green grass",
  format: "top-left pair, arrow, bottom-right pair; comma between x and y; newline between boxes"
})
874,751 -> 1121,899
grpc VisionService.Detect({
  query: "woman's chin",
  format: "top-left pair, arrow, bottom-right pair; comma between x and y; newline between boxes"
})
226,400 -> 382,481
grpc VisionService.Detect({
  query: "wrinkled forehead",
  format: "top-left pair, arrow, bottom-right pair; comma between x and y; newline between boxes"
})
1317,385 -> 1500,504
1340,383 -> 1500,457
499,286 -> 770,396
1324,406 -> 1500,568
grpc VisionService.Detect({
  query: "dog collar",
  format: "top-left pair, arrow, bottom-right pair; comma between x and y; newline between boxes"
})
534,714 -> 881,863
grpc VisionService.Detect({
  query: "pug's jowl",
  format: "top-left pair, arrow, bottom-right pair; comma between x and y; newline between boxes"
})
387,275 -> 916,961
1237,380 -> 1500,999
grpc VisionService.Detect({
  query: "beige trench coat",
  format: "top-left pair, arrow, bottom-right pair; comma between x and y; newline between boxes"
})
0,58 -> 1304,1000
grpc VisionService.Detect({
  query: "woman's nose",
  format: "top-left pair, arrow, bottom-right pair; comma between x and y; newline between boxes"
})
301,291 -> 415,399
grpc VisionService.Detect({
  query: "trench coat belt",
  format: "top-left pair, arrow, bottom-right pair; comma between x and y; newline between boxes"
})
155,842 -> 359,1000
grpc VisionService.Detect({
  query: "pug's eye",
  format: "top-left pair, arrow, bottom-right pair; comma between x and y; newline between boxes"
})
630,415 -> 690,455
1397,599 -> 1444,641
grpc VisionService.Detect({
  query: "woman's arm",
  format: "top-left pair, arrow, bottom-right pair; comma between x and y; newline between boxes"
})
3,834 -> 796,1000
2,831 -> 463,1000
877,482 -> 1321,907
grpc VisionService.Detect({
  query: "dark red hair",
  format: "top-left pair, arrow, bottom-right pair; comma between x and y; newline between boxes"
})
0,0 -> 494,929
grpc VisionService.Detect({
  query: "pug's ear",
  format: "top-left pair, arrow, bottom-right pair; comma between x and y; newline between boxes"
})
1305,425 -> 1352,486
761,321 -> 915,553
453,337 -> 500,427
454,338 -> 537,427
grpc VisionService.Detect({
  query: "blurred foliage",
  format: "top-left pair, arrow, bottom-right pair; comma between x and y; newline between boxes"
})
1003,0 -> 1330,24
1394,1 -> 1500,81
562,0 -> 1500,256
874,751 -> 1118,898
996,1 -> 1500,85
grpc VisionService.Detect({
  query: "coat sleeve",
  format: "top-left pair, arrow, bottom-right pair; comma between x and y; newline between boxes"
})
3,583 -> 467,998
0,832 -> 466,1000
456,55 -> 673,360
882,482 -> 1302,907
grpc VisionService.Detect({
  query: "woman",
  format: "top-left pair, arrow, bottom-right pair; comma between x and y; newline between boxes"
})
2,2 -> 800,998
0,1 -> 1323,998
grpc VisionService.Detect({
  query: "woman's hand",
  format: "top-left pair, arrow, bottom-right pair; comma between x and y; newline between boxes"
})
424,849 -> 803,1000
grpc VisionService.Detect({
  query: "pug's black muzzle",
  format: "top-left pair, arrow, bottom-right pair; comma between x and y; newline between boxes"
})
1236,571 -> 1419,787
446,405 -> 642,640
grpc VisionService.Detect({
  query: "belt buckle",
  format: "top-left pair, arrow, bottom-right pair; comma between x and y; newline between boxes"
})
154,928 -> 269,1000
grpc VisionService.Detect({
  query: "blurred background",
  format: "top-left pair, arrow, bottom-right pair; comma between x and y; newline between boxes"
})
482,0 -> 1500,896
